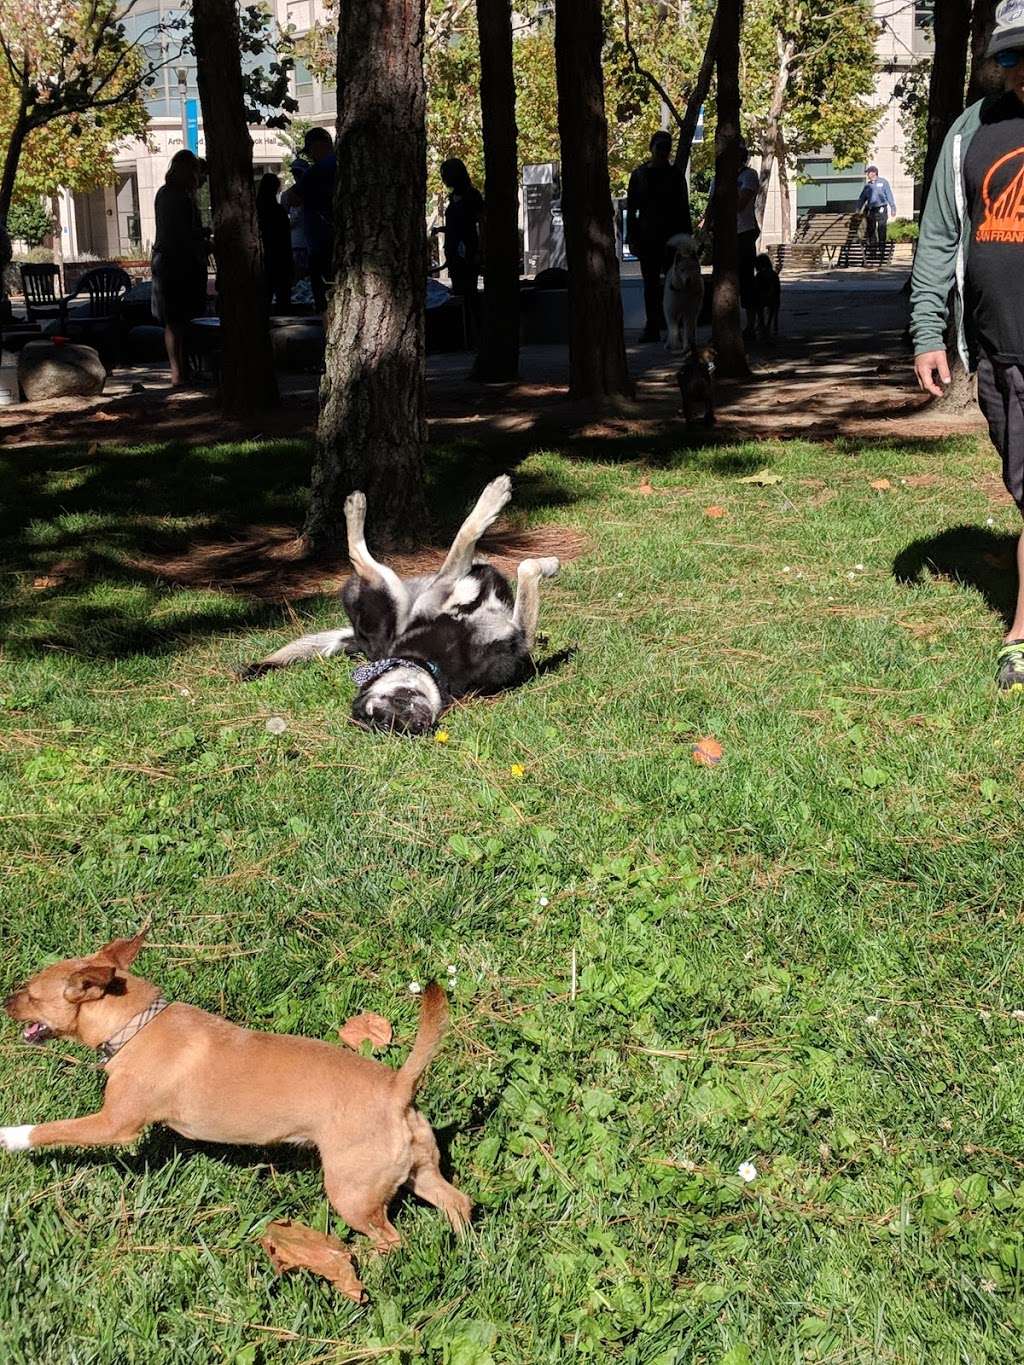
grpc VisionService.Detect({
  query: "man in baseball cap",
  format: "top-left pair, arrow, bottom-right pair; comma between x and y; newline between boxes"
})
987,0 -> 1024,57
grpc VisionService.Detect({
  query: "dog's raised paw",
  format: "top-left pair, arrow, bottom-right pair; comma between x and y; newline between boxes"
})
344,491 -> 367,521
477,475 -> 512,520
0,1125 -> 34,1152
538,557 -> 560,578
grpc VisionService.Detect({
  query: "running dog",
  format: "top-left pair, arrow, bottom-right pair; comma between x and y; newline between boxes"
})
663,233 -> 704,354
241,476 -> 560,735
752,254 -> 781,340
676,345 -> 716,427
1,928 -> 470,1252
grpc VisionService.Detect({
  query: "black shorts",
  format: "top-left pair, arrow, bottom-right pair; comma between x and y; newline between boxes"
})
976,355 -> 1024,511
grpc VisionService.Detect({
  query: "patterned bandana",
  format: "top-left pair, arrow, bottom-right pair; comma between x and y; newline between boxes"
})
96,998 -> 170,1064
351,657 -> 444,689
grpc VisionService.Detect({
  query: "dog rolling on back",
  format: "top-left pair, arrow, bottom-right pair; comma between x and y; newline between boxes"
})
752,254 -> 781,339
677,345 -> 716,427
663,233 -> 704,354
241,477 -> 560,736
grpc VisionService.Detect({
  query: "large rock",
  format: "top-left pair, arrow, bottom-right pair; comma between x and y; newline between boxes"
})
18,339 -> 105,401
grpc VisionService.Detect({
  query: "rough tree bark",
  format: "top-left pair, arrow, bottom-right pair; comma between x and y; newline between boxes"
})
554,0 -> 631,400
967,0 -> 997,103
192,0 -> 278,417
776,130 -> 792,242
754,31 -> 797,225
711,0 -> 749,378
473,0 -> 520,382
304,0 -> 429,549
0,109 -> 28,228
921,0 -> 974,411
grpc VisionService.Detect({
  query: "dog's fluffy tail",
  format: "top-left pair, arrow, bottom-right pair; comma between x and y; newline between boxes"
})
394,982 -> 449,1105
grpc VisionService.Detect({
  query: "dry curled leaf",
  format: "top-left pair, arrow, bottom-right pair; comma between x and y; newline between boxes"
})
692,735 -> 724,767
93,409 -> 118,422
338,1011 -> 393,1051
636,480 -> 655,496
704,505 -> 728,519
736,469 -> 781,486
259,1219 -> 365,1302
869,478 -> 892,491
32,576 -> 61,590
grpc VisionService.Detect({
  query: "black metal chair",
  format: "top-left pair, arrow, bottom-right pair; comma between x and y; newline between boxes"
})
71,266 -> 132,321
19,264 -> 69,325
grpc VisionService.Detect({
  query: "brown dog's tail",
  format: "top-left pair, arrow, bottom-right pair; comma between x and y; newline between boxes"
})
394,982 -> 449,1105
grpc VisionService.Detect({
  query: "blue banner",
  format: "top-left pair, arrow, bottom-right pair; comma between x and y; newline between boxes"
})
185,98 -> 199,154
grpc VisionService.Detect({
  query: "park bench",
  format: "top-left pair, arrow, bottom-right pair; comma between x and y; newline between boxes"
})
767,211 -> 895,273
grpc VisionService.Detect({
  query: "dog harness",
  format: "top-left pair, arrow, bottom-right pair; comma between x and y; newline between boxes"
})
96,997 -> 170,1064
352,657 -> 445,689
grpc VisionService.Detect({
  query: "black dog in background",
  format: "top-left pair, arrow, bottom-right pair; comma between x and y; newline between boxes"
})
752,254 -> 781,340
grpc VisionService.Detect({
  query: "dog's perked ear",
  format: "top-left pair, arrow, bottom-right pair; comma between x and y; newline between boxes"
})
63,961 -> 118,1003
95,922 -> 150,972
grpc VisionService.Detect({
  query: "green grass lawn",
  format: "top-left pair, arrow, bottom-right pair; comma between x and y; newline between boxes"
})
2,428 -> 1024,1364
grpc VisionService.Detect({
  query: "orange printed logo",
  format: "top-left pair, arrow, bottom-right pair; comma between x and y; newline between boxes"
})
977,147 -> 1024,243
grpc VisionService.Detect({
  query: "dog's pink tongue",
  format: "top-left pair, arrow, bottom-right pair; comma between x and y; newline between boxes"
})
23,1023 -> 48,1044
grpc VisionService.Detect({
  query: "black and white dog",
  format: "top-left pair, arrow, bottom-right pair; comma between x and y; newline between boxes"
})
241,476 -> 560,735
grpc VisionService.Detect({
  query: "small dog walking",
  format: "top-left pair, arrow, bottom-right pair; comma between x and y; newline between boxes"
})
2,929 -> 471,1252
242,476 -> 560,736
752,254 -> 781,340
676,345 -> 716,427
663,233 -> 704,354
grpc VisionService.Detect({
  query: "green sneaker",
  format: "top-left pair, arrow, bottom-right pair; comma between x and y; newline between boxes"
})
996,640 -> 1024,692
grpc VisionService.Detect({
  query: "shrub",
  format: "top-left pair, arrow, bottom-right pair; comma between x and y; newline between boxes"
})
8,200 -> 52,249
886,218 -> 919,242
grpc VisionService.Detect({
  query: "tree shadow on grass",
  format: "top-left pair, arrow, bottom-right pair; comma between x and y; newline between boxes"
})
892,524 -> 1019,629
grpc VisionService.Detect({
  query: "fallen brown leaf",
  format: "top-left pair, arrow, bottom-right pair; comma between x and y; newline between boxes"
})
704,505 -> 728,519
93,410 -> 118,422
636,480 -> 654,496
259,1219 -> 364,1302
736,469 -> 782,486
338,1011 -> 393,1051
869,478 -> 892,491
692,735 -> 724,767
32,576 -> 61,590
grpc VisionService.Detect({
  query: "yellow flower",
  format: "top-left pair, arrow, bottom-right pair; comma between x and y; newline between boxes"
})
510,763 -> 526,779
435,730 -> 450,745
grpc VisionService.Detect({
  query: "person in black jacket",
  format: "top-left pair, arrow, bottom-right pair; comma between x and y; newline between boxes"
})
626,131 -> 691,343
256,173 -> 294,314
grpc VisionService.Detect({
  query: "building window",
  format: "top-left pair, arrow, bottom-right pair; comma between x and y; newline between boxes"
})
796,158 -> 866,215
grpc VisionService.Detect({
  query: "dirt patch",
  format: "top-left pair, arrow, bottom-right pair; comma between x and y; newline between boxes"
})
122,521 -> 591,602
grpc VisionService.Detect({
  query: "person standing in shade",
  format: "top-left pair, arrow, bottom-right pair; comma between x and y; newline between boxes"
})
704,143 -> 761,340
912,0 -> 1024,690
436,158 -> 484,343
256,173 -> 294,315
291,127 -> 336,317
857,165 -> 897,265
626,131 -> 690,343
151,149 -> 209,388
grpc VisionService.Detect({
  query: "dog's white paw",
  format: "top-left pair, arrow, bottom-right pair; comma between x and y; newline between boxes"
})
476,475 -> 512,522
0,1125 -> 34,1152
538,557 -> 560,578
344,491 -> 367,521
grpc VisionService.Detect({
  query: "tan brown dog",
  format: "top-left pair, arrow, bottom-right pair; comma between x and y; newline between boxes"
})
2,929 -> 471,1251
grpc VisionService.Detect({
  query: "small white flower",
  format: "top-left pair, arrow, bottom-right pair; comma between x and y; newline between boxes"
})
855,563 -> 865,571
981,1278 -> 998,1293
538,895 -> 550,907
615,592 -> 624,599
986,517 -> 995,527
737,1160 -> 758,1183
265,716 -> 288,735
865,1014 -> 880,1026
446,964 -> 457,976
782,566 -> 791,573
937,1117 -> 952,1132
678,1157 -> 696,1172
176,685 -> 191,697
847,572 -> 856,580
1012,1009 -> 1024,1021
407,981 -> 422,994
980,1009 -> 991,1022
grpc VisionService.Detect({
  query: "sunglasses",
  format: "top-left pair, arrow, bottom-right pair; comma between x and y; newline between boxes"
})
996,49 -> 1022,67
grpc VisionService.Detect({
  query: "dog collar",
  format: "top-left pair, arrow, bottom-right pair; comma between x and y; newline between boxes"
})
352,657 -> 444,689
97,998 -> 170,1064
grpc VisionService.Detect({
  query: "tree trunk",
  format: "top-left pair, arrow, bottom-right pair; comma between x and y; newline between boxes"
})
50,193 -> 64,293
776,129 -> 792,243
0,110 -> 29,227
473,0 -> 520,383
305,0 -> 429,549
755,32 -> 797,225
921,0 -> 972,210
554,0 -> 631,400
711,0 -> 749,378
967,0 -> 998,103
675,8 -> 719,178
192,0 -> 278,417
